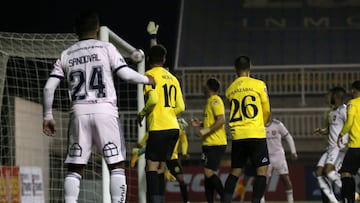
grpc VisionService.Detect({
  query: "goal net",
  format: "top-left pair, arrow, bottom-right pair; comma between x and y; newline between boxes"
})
0,27 -> 146,203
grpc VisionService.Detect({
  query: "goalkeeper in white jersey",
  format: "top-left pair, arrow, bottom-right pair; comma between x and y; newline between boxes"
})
263,117 -> 298,203
313,86 -> 349,203
42,11 -> 155,203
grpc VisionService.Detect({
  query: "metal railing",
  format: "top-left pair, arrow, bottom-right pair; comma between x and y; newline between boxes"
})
120,107 -> 328,143
176,64 -> 360,105
121,65 -> 356,152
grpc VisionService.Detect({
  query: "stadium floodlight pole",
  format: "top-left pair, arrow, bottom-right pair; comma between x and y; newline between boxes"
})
99,26 -> 146,203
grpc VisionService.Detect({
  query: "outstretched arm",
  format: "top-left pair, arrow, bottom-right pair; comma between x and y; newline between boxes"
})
313,127 -> 329,135
197,114 -> 225,137
115,67 -> 155,85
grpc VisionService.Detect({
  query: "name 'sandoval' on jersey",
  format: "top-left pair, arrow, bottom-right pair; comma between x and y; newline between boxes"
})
49,39 -> 133,116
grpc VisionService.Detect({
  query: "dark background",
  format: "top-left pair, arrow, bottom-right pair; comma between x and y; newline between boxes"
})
2,0 -> 360,67
178,1 -> 360,66
0,0 -> 181,67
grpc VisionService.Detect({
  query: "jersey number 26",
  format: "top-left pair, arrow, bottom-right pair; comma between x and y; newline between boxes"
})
229,95 -> 259,122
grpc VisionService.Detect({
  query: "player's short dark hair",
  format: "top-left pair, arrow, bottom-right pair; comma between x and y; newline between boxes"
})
351,80 -> 360,91
148,44 -> 167,65
74,11 -> 99,37
234,55 -> 251,71
206,77 -> 221,92
330,86 -> 346,100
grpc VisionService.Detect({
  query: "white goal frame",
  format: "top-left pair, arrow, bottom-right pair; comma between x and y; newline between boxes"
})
99,26 -> 146,203
0,27 -> 146,203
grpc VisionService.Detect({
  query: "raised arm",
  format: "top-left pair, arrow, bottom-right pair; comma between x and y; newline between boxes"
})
147,21 -> 159,47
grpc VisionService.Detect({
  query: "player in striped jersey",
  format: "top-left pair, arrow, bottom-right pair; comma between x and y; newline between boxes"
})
314,87 -> 348,203
42,11 -> 155,203
338,81 -> 360,203
263,118 -> 297,203
222,55 -> 271,203
136,43 -> 185,203
191,77 -> 227,203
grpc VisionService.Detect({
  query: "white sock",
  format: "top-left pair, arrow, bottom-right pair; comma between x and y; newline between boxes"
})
64,172 -> 81,203
327,170 -> 342,188
285,189 -> 294,203
317,176 -> 339,203
110,168 -> 127,203
260,196 -> 265,203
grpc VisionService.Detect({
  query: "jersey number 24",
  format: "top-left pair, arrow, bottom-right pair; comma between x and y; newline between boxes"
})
69,66 -> 105,101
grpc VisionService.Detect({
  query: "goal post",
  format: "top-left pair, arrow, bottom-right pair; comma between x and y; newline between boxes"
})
0,27 -> 147,203
0,31 -> 78,203
99,26 -> 147,203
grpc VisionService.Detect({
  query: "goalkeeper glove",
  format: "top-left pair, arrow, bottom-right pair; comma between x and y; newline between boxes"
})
147,21 -> 159,35
164,170 -> 176,182
177,117 -> 188,130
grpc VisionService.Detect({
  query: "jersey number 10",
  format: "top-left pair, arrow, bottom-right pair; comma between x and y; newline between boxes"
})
162,84 -> 177,108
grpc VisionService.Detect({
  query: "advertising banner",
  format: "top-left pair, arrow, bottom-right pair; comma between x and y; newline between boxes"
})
128,164 -> 325,202
19,167 -> 44,203
0,166 -> 20,203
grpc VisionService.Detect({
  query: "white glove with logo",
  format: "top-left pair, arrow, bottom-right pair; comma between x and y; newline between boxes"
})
147,21 -> 159,35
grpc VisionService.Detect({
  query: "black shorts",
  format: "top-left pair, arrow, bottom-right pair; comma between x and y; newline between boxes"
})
231,138 -> 269,169
202,145 -> 227,171
340,148 -> 360,174
244,163 -> 257,177
145,129 -> 179,161
166,159 -> 183,176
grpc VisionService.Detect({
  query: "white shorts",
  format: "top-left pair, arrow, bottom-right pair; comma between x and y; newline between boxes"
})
267,157 -> 289,176
316,152 -> 327,167
316,146 -> 345,171
65,113 -> 126,165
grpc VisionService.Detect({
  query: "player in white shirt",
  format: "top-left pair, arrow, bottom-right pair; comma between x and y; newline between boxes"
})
314,86 -> 348,203
42,11 -> 155,203
262,117 -> 297,203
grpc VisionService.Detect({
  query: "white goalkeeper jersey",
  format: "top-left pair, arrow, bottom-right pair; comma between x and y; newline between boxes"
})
48,39 -> 146,117
328,104 -> 348,149
266,119 -> 293,159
